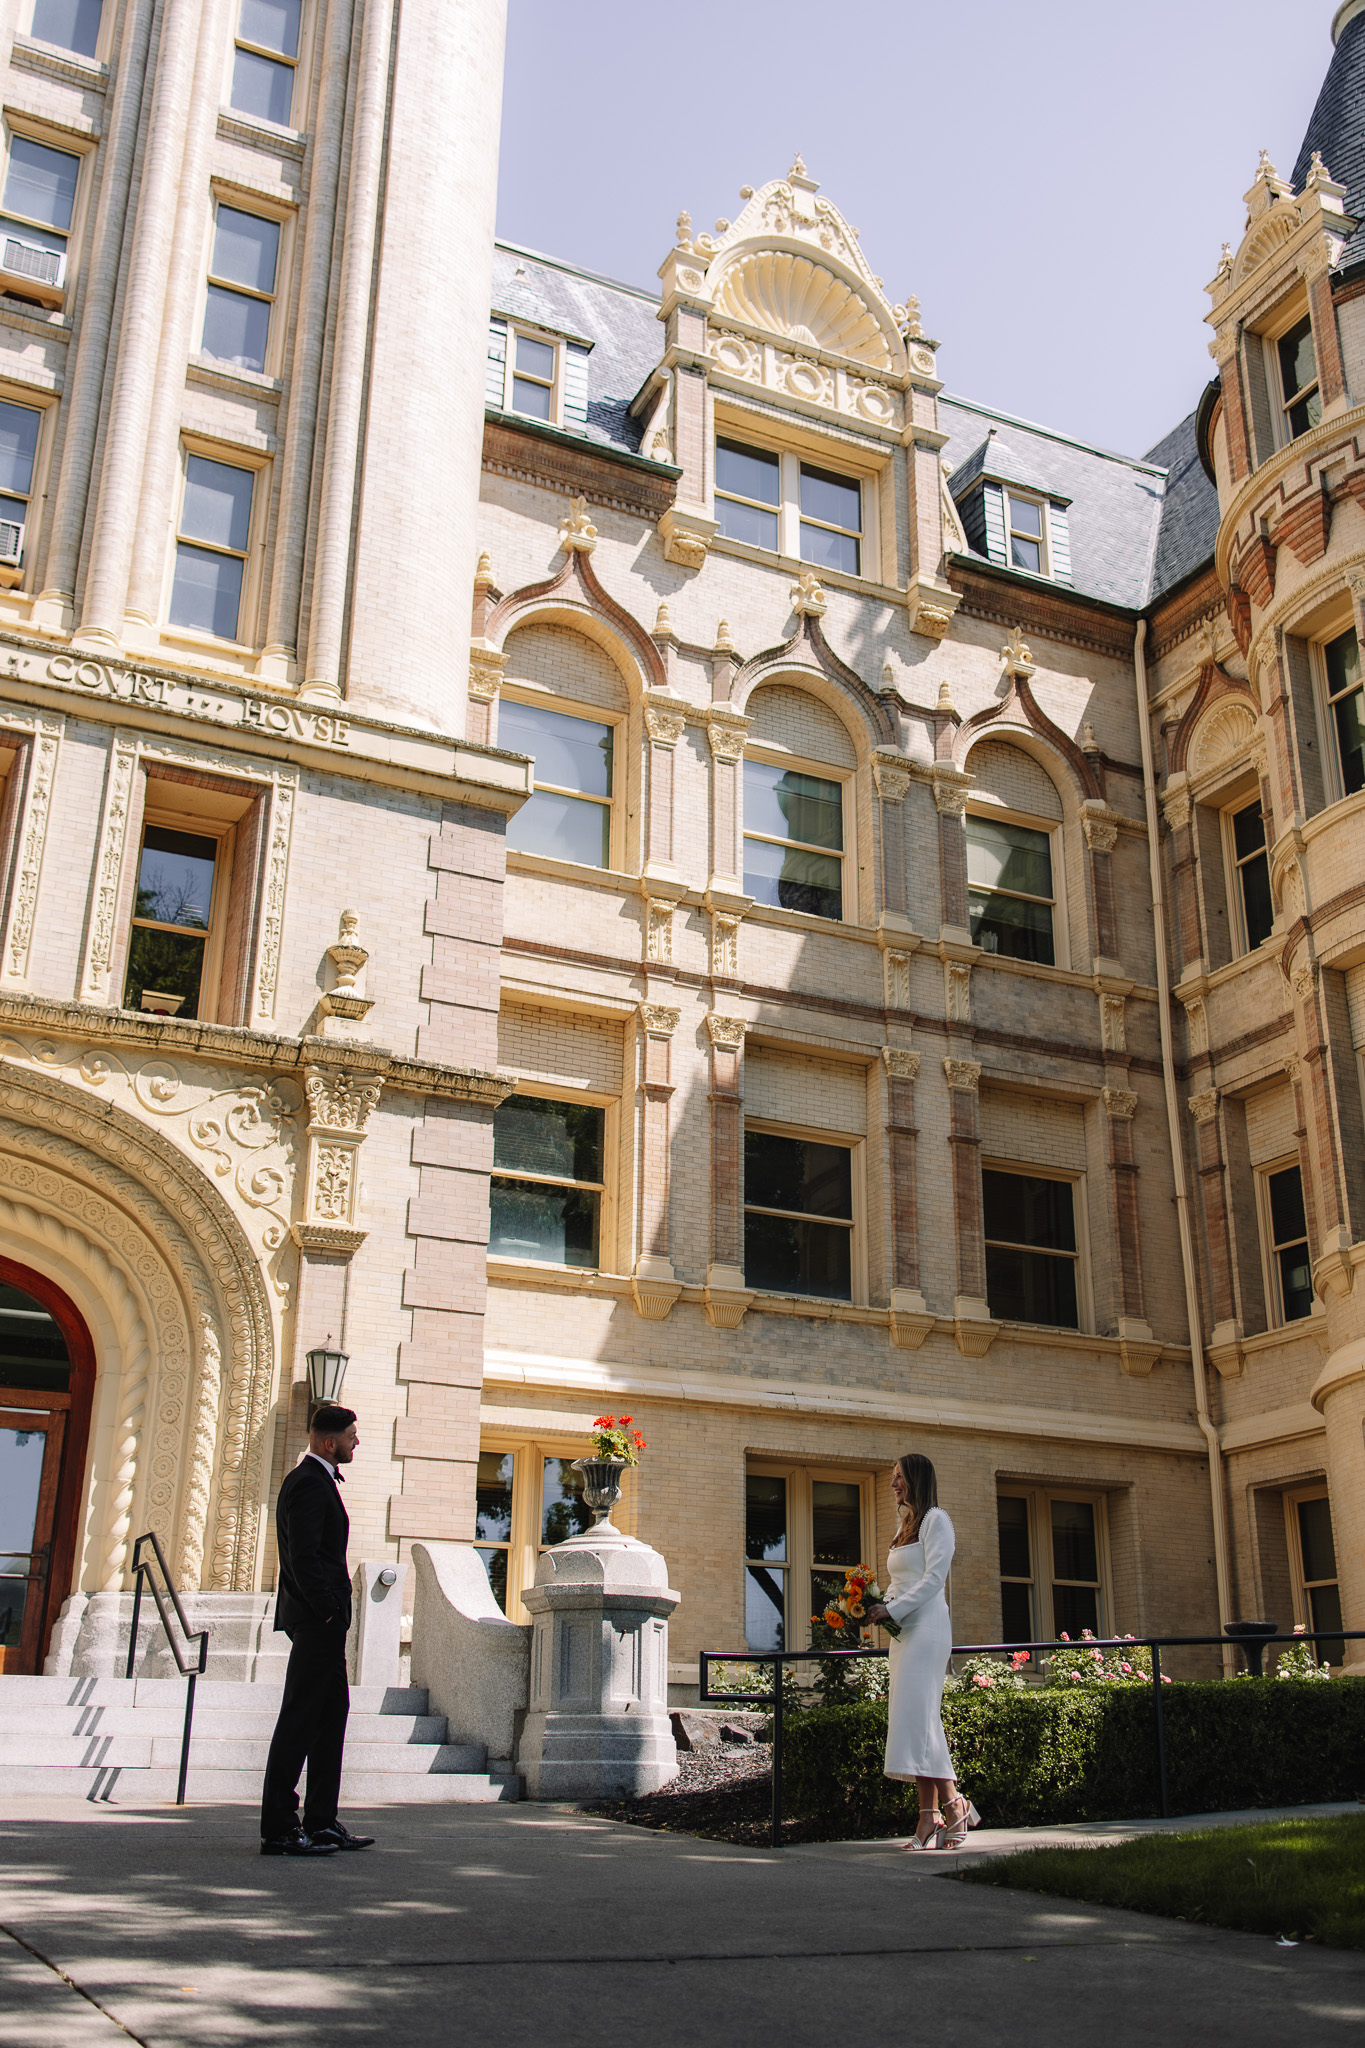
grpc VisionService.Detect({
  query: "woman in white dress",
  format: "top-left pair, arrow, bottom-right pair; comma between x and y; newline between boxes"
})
866,1454 -> 978,1852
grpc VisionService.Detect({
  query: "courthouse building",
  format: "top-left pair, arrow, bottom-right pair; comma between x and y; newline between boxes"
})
2,0 -> 1364,1693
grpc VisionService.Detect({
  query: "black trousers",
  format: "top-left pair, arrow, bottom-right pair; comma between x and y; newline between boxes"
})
260,1622 -> 350,1839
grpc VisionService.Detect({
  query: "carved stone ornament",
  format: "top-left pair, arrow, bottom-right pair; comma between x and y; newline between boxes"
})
1283,1054 -> 1302,1086
1102,1087 -> 1138,1121
558,494 -> 598,553
706,716 -> 749,762
644,701 -> 687,747
790,566 -> 827,617
658,505 -> 716,570
1293,962 -> 1318,1002
304,1068 -> 384,1134
706,1014 -> 747,1049
945,962 -> 971,1024
943,1057 -> 981,1092
1162,786 -> 1191,833
932,771 -> 969,817
881,1047 -> 921,1080
710,913 -> 740,979
1082,810 -> 1120,854
468,650 -> 506,702
645,901 -> 674,965
1001,625 -> 1035,677
0,713 -> 62,988
1187,1088 -> 1219,1124
316,910 -> 375,1040
1100,993 -> 1127,1054
1345,564 -> 1365,608
873,755 -> 911,803
913,602 -> 955,641
884,950 -> 911,1009
640,1004 -> 681,1037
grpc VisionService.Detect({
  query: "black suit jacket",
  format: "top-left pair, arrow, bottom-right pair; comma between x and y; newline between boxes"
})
272,1456 -> 352,1636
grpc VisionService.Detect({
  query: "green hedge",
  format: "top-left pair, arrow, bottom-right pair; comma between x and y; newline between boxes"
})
782,1681 -> 1365,1830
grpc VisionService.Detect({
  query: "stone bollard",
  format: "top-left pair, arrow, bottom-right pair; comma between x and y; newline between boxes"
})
517,1519 -> 680,1800
348,1560 -> 410,1688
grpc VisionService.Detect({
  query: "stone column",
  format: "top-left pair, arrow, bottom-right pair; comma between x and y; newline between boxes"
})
883,1048 -> 931,1349
704,1013 -> 751,1328
642,694 -> 686,889
1213,330 -> 1251,486
1189,1087 -> 1238,1354
931,767 -> 972,941
1081,805 -> 1121,967
873,752 -> 911,923
1163,784 -> 1203,975
944,1057 -> 995,1355
633,1004 -> 682,1321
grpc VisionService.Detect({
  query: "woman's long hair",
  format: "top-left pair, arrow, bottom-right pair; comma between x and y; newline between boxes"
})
893,1452 -> 938,1544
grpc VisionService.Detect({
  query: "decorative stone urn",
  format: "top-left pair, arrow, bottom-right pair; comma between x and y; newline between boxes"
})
516,1512 -> 680,1802
572,1455 -> 627,1524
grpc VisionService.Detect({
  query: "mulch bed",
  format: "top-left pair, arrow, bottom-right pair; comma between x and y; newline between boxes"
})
581,1743 -> 909,1848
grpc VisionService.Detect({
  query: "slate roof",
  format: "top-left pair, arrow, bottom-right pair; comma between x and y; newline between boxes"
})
1144,405 -> 1221,601
491,241 -> 662,452
945,427 -> 1072,505
1291,5 -> 1365,272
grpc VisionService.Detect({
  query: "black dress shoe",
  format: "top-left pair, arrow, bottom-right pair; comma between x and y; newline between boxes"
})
308,1822 -> 375,1850
261,1827 -> 338,1857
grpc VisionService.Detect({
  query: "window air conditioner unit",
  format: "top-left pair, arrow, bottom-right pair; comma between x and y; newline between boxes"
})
0,520 -> 23,569
2,237 -> 63,289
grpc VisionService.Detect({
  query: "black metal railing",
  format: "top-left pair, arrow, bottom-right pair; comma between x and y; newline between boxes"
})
124,1530 -> 209,1805
700,1627 -> 1365,1848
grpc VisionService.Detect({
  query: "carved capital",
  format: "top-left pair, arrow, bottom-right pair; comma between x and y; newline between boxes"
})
710,912 -> 740,978
640,1003 -> 681,1037
943,1057 -> 981,1092
706,714 -> 750,761
468,646 -> 506,702
304,1068 -> 384,1133
644,699 -> 687,747
706,1013 -> 747,1049
658,505 -> 718,570
1102,1086 -> 1138,1121
1292,961 -> 1319,1002
881,1047 -> 921,1080
1188,1087 -> 1219,1124
1162,782 -> 1191,833
1183,994 -> 1208,1056
872,752 -> 911,803
1283,1054 -> 1303,1086
931,770 -> 970,818
1081,808 -> 1119,854
645,899 -> 674,964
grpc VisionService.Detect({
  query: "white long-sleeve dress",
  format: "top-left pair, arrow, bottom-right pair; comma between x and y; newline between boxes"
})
883,1506 -> 956,1782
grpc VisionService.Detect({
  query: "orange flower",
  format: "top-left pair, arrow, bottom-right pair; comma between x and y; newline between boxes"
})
824,1609 -> 847,1630
846,1599 -> 865,1619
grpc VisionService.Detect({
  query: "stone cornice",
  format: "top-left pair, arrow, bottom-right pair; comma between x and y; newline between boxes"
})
0,995 -> 517,1106
945,556 -> 1138,658
482,411 -> 681,523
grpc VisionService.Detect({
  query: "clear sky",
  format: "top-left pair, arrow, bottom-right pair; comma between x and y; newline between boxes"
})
495,0 -> 1337,461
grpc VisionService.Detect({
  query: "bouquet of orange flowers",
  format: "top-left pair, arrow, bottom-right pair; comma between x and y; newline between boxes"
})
820,1561 -> 901,1640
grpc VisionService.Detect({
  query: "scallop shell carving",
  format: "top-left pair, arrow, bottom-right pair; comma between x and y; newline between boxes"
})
711,251 -> 894,368
1189,701 -> 1259,777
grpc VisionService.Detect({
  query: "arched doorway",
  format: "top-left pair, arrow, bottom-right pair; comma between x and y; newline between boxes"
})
0,1258 -> 95,1673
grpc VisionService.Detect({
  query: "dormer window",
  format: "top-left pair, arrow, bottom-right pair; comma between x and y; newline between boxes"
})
511,334 -> 555,421
1007,494 -> 1046,574
487,316 -> 590,432
946,433 -> 1072,585
714,436 -> 867,577
1275,315 -> 1320,442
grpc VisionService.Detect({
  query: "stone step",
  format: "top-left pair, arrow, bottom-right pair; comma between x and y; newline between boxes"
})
143,1738 -> 487,1773
0,1763 -> 521,1803
0,1677 -> 428,1714
0,1708 -> 452,1744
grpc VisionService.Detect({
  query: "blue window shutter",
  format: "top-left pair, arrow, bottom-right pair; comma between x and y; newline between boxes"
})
982,482 -> 1008,565
1048,502 -> 1072,584
564,344 -> 590,431
486,318 -> 507,408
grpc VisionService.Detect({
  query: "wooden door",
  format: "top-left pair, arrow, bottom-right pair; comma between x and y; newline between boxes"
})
0,1404 -> 67,1673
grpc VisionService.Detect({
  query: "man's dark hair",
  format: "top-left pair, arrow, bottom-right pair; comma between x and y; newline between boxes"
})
309,1403 -> 357,1439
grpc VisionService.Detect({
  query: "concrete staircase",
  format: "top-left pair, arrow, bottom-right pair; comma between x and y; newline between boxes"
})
0,1675 -> 520,1803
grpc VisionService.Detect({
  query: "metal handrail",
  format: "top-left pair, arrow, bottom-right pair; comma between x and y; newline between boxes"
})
700,1627 -> 1365,1847
124,1530 -> 209,1805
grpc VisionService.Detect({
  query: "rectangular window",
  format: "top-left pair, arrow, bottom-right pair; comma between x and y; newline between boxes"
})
490,1094 -> 605,1270
500,699 -> 614,869
473,1441 -> 599,1617
201,204 -> 280,375
29,0 -> 102,57
473,1450 -> 514,1614
1264,1163 -> 1313,1323
1289,1491 -> 1343,1666
984,1169 -> 1079,1328
743,758 -> 844,921
0,133 -> 80,297
810,1478 -> 863,1616
744,1471 -> 787,1651
716,438 -> 780,550
1007,493 -> 1045,574
541,1455 -> 593,1548
967,814 -> 1055,964
799,462 -> 861,575
510,333 -> 555,420
1276,314 -> 1321,443
124,819 -> 231,1019
744,1129 -> 854,1300
169,454 -> 254,640
0,398 -> 42,581
230,0 -> 302,127
1228,799 -> 1273,951
1323,626 -> 1364,799
743,1464 -> 875,1654
997,1490 -> 1106,1647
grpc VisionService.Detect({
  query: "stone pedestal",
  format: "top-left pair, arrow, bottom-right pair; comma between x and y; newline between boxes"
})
517,1521 -> 680,1800
348,1560 -> 409,1688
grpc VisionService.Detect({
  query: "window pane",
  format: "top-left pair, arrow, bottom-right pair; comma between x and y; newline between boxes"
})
1278,1243 -> 1314,1322
985,1243 -> 1078,1327
239,0 -> 301,55
494,1097 -> 603,1183
969,888 -> 1055,963
812,1480 -> 861,1567
1232,802 -> 1266,861
124,926 -> 207,1018
507,789 -> 610,867
997,1496 -> 1031,1580
1333,687 -> 1365,798
498,700 -> 612,799
181,455 -> 254,551
800,521 -> 859,575
488,1180 -> 599,1268
744,835 -> 843,920
136,824 -> 216,929
511,376 -> 552,420
230,47 -> 295,124
745,1473 -> 786,1562
744,761 -> 843,850
541,1458 -> 592,1545
716,438 -> 779,506
1288,389 -> 1323,440
169,542 -> 244,639
4,138 -> 79,231
1297,1496 -> 1338,1584
1001,1579 -> 1034,1646
30,0 -> 102,57
0,1282 -> 70,1392
475,1546 -> 508,1614
514,334 -> 554,381
799,464 -> 861,531
1009,497 -> 1042,537
474,1451 -> 514,1543
201,284 -> 271,373
745,1562 -> 785,1651
1324,628 -> 1361,701
966,816 -> 1052,899
1308,1581 -> 1344,1667
744,1211 -> 851,1299
745,1131 -> 852,1219
1268,1166 -> 1306,1247
0,1425 -> 45,1601
1010,534 -> 1041,573
716,495 -> 780,550
211,207 -> 279,295
1051,1499 -> 1098,1583
0,401 -> 40,497
983,1171 -> 1076,1252
1240,850 -> 1274,949
1277,316 -> 1316,403
1052,1583 -> 1099,1639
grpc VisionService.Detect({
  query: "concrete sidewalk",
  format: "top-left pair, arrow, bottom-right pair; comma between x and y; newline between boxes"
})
1,1799 -> 1362,2047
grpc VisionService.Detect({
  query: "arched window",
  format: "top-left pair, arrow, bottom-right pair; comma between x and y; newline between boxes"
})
964,740 -> 1065,966
500,624 -> 628,873
743,685 -> 856,924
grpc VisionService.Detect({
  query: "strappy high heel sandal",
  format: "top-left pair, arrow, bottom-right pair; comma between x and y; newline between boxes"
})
901,1807 -> 943,1852
939,1792 -> 981,1849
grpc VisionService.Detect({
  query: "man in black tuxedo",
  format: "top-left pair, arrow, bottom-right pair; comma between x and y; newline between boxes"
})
260,1403 -> 375,1856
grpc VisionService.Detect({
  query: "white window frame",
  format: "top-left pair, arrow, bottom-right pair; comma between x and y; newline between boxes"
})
996,1485 -> 1112,1652
1282,1485 -> 1343,1666
499,688 -> 623,874
163,439 -> 269,653
487,1083 -> 618,1277
742,743 -> 854,927
199,189 -> 291,381
1263,297 -> 1320,451
1309,615 -> 1364,806
124,802 -> 238,1023
1220,788 -> 1273,956
741,1117 -> 866,1307
499,323 -> 562,425
744,1460 -> 877,1653
0,119 -> 92,309
1254,1155 -> 1313,1328
24,0 -> 110,63
226,0 -> 308,130
712,428 -> 879,584
476,1433 -> 637,1626
981,1157 -> 1092,1334
0,388 -> 56,594
1005,490 -> 1052,577
964,802 -> 1066,970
